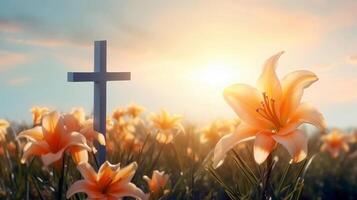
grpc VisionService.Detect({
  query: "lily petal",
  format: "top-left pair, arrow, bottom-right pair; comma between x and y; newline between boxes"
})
17,126 -> 44,141
64,114 -> 82,132
98,161 -> 119,186
257,51 -> 283,101
80,127 -> 106,145
272,130 -> 308,163
42,111 -> 64,147
77,162 -> 98,183
213,123 -> 257,168
108,183 -> 149,200
280,70 -> 318,123
70,147 -> 89,165
21,141 -> 50,163
223,84 -> 272,129
60,131 -> 91,152
342,143 -> 350,152
330,148 -> 340,158
112,162 -> 137,184
254,132 -> 276,164
66,180 -> 105,199
41,148 -> 66,166
289,103 -> 326,131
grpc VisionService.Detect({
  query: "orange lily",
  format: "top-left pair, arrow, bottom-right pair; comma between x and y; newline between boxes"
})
0,119 -> 9,142
17,111 -> 91,166
112,108 -> 127,122
127,103 -> 145,119
120,132 -> 143,153
143,170 -> 169,194
110,118 -> 136,137
63,108 -> 106,153
30,106 -> 50,126
320,129 -> 350,158
151,110 -> 184,144
213,52 -> 325,167
67,161 -> 148,200
107,113 -> 143,153
200,119 -> 239,144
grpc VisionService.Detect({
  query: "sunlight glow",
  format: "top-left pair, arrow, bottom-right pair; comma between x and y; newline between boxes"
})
194,61 -> 237,90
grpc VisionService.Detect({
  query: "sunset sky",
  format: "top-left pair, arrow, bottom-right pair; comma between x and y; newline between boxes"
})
0,0 -> 357,128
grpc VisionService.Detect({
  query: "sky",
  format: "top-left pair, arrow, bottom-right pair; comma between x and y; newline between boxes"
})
0,0 -> 357,128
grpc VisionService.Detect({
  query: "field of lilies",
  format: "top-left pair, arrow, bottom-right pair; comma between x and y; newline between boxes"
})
1,53 -> 357,200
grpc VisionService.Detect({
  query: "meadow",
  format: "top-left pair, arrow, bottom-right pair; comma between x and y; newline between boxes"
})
0,105 -> 356,200
0,53 -> 357,200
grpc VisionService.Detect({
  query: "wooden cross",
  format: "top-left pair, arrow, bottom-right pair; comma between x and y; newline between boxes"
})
67,40 -> 131,165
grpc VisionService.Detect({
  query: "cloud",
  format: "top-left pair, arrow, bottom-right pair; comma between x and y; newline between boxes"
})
7,37 -> 90,48
0,50 -> 29,71
6,77 -> 31,86
54,51 -> 92,70
346,54 -> 357,65
323,1 -> 357,30
305,74 -> 357,106
0,19 -> 22,33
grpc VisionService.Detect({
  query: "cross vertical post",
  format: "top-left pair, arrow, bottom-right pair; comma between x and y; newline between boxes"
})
94,41 -> 107,165
67,40 -> 131,166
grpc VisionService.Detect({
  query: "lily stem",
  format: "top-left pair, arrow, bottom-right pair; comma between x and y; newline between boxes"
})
149,142 -> 165,173
57,154 -> 67,200
262,154 -> 273,200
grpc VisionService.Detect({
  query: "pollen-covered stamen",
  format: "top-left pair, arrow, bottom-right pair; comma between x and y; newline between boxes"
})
256,93 -> 281,128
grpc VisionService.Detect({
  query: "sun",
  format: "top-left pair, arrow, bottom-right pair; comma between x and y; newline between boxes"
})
194,61 -> 237,90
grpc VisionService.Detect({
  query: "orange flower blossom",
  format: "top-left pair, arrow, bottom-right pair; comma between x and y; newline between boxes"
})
17,111 -> 91,166
66,161 -> 148,200
320,129 -> 350,158
30,106 -> 50,126
151,109 -> 184,144
213,52 -> 326,167
143,170 -> 169,195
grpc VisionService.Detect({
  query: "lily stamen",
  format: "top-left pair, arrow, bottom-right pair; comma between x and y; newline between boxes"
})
256,93 -> 282,128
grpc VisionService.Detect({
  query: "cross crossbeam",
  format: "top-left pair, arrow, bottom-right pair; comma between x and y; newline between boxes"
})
68,72 -> 131,82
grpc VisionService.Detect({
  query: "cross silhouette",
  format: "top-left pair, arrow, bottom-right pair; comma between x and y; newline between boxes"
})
68,40 -> 131,165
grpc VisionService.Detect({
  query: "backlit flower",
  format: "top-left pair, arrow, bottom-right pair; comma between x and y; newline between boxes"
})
17,111 -> 91,166
151,110 -> 184,144
143,170 -> 169,194
30,106 -> 50,126
110,118 -> 135,137
156,132 -> 174,144
213,52 -> 325,167
63,107 -> 86,132
63,108 -> 106,153
151,110 -> 182,131
0,119 -> 9,142
120,132 -> 143,153
320,129 -> 350,158
66,161 -> 148,200
112,108 -> 127,122
127,104 -> 145,119
200,119 -> 238,144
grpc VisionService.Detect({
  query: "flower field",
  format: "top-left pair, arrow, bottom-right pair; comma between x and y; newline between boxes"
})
0,53 -> 357,200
